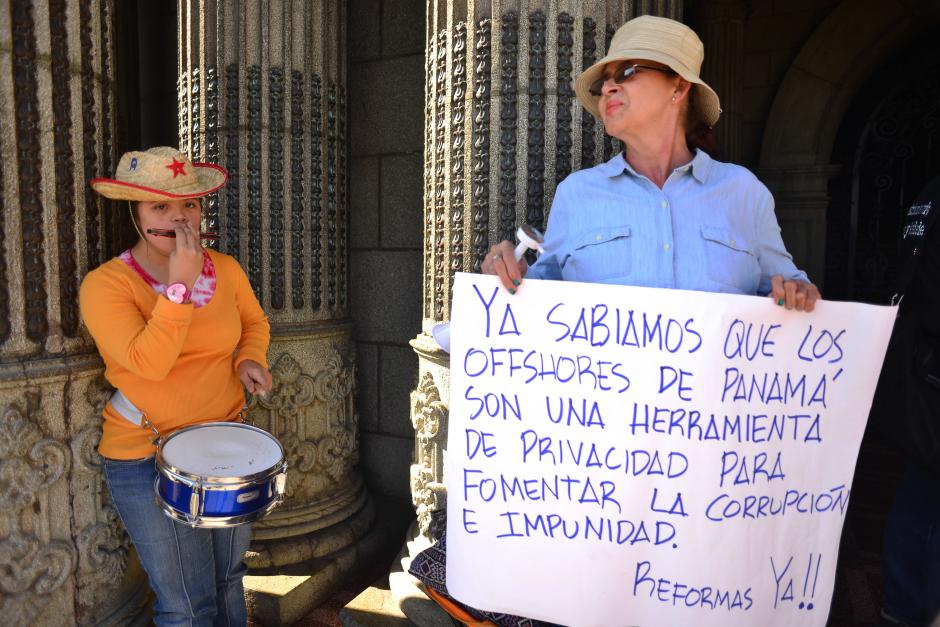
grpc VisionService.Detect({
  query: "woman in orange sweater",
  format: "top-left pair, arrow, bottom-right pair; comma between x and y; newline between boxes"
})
80,146 -> 272,626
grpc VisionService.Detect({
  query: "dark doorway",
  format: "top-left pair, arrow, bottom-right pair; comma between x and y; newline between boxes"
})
106,1 -> 179,258
134,1 -> 178,148
827,35 -> 940,303
825,31 -> 940,626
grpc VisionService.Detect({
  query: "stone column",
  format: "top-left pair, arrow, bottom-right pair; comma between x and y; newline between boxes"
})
177,1 -> 375,624
695,0 -> 746,163
399,0 -> 682,620
0,0 -> 151,624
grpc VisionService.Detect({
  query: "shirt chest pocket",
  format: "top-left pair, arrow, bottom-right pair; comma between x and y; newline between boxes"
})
564,225 -> 633,283
701,226 -> 760,293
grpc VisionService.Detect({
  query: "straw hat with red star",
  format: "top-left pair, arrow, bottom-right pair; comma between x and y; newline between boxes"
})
90,146 -> 227,202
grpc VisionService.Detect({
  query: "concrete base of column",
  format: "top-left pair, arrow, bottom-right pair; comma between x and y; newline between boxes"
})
394,332 -> 452,625
245,492 -> 379,625
0,358 -> 158,625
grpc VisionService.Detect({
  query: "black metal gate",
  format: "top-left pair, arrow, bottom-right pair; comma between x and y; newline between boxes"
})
826,39 -> 940,302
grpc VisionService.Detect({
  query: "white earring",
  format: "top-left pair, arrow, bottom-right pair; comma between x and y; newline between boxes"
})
671,95 -> 677,103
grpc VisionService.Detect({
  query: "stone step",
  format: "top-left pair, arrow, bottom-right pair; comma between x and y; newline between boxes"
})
339,584 -> 419,626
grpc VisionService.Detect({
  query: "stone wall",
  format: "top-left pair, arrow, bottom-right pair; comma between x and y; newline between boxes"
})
348,0 -> 426,502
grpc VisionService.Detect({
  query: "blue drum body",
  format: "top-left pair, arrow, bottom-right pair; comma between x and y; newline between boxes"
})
155,422 -> 287,528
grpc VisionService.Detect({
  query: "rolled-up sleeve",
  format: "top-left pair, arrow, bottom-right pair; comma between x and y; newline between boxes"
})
527,183 -> 571,281
753,185 -> 809,295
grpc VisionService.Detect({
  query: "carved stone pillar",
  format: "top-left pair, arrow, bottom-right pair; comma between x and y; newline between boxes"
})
177,1 -> 373,624
400,0 -> 683,621
0,0 -> 150,624
695,0 -> 746,162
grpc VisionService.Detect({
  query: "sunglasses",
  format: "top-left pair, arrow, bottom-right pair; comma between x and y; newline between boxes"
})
588,63 -> 678,97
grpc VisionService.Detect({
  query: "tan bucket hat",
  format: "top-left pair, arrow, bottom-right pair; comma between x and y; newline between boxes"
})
90,146 -> 227,201
575,15 -> 721,127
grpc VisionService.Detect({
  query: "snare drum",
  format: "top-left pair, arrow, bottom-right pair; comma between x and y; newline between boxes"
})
155,422 -> 287,527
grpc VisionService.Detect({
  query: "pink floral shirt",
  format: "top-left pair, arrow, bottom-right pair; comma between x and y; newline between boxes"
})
119,249 -> 217,307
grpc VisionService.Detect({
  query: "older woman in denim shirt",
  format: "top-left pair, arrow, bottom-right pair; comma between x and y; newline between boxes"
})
484,16 -> 820,312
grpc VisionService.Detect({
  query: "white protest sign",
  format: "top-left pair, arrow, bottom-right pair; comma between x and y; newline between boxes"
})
445,273 -> 895,627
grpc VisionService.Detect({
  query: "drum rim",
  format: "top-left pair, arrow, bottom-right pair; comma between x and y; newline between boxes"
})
157,421 -> 286,484
155,491 -> 283,528
157,459 -> 287,487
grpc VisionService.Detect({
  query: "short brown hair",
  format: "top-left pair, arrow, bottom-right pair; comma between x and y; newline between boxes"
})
684,88 -> 718,156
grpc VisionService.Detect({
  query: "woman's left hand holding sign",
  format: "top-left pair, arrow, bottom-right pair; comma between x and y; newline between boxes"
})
770,275 -> 821,312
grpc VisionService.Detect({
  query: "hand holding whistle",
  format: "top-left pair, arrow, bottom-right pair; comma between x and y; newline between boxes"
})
435,224 -> 546,353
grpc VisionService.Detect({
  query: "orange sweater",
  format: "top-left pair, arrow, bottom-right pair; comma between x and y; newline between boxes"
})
79,249 -> 270,459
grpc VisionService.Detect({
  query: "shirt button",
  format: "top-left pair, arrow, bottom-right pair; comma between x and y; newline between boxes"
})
595,234 -> 602,241
663,243 -> 670,251
660,200 -> 668,209
730,239 -> 737,247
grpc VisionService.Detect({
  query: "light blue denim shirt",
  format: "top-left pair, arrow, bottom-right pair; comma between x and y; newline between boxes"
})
527,150 -> 808,295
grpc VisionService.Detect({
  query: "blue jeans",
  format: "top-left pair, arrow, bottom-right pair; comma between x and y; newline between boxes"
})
882,464 -> 940,626
103,457 -> 252,627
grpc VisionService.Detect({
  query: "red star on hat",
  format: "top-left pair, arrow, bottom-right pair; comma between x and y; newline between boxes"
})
166,158 -> 186,178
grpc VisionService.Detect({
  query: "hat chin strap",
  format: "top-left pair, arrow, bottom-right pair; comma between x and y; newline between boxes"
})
128,201 -> 148,242
127,201 -> 162,268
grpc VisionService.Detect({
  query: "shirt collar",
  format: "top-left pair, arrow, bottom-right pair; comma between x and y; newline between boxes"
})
604,148 -> 713,183
599,152 -> 629,178
687,149 -> 712,183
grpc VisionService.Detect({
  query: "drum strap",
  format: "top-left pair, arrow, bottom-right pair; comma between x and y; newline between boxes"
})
110,390 -> 162,444
110,390 -> 143,425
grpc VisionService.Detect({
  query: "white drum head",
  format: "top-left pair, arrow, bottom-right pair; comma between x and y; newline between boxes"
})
162,423 -> 282,477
